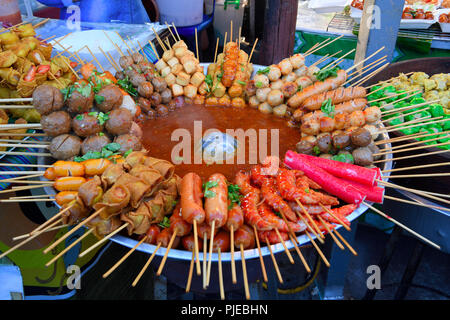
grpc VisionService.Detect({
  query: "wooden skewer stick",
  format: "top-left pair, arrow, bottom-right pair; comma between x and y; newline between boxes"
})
116,31 -> 134,54
295,208 -> 324,243
0,138 -> 49,144
132,242 -> 162,287
10,193 -> 55,200
27,205 -> 73,236
378,133 -> 449,152
33,18 -> 50,29
152,27 -> 167,51
156,228 -> 178,276
331,227 -> 358,255
127,36 -> 140,53
305,35 -> 344,57
323,48 -> 356,70
98,46 -> 119,72
384,195 -> 450,212
193,220 -> 201,276
185,249 -> 195,292
78,223 -> 129,258
247,38 -> 259,64
148,40 -> 160,60
381,107 -> 430,124
0,184 -> 48,194
171,23 -> 182,41
206,220 -> 216,287
0,123 -> 41,130
378,180 -> 450,206
304,42 -> 321,56
0,142 -> 49,149
85,46 -> 105,72
318,203 -> 351,231
0,105 -> 34,109
252,225 -> 268,282
365,71 -> 413,89
374,149 -> 449,163
46,228 -> 94,267
230,225 -> 237,284
381,117 -> 446,134
345,46 -> 385,73
382,162 -> 450,173
382,172 -> 450,179
371,89 -> 420,104
0,132 -> 46,137
230,20 -> 233,43
103,235 -> 148,278
363,202 -> 440,250
240,243 -> 251,299
0,98 -> 33,103
274,228 -> 294,264
195,28 -> 199,61
347,54 -> 387,78
1,198 -> 54,203
218,248 -> 225,300
213,37 -> 219,65
349,62 -> 389,88
0,179 -> 52,184
106,51 -> 121,72
0,151 -> 52,157
264,237 -> 283,283
303,229 -> 331,267
295,199 -> 324,238
375,129 -> 442,145
203,233 -> 207,289
376,141 -> 450,157
311,54 -> 330,68
164,22 -> 177,42
0,173 -> 45,183
288,234 -> 311,273
317,216 -> 344,250
13,222 -> 67,241
43,207 -> 105,254
0,163 -> 50,168
103,31 -> 124,56
0,219 -> 60,259
238,26 -> 241,51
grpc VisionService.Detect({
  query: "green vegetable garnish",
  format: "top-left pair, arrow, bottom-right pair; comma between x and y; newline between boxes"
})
313,146 -> 321,155
320,98 -> 335,118
227,184 -> 242,209
257,66 -> 270,75
94,94 -> 105,105
255,81 -> 263,88
75,114 -> 84,121
314,66 -> 340,82
158,216 -> 170,229
117,77 -> 138,97
124,149 -> 133,158
237,80 -> 246,85
203,180 -> 218,198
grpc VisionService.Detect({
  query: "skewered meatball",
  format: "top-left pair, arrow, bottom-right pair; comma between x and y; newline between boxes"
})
32,85 -> 64,115
281,81 -> 297,98
114,134 -> 142,154
364,106 -> 382,124
332,132 -> 351,150
350,128 -> 372,147
160,88 -> 172,104
67,86 -> 94,114
137,81 -> 154,98
124,68 -> 138,79
130,122 -> 143,139
81,134 -> 111,155
49,134 -> 82,160
316,132 -> 332,153
138,97 -> 152,113
119,55 -> 133,69
149,92 -> 162,107
40,111 -> 71,137
130,73 -> 146,87
131,63 -> 142,74
115,71 -> 125,80
168,96 -> 185,109
296,140 -> 314,155
105,108 -> 133,135
245,80 -> 257,97
151,77 -> 168,92
155,104 -> 169,117
132,53 -> 145,64
352,147 -> 374,166
96,84 -> 124,112
72,113 -> 103,137
367,142 -> 381,160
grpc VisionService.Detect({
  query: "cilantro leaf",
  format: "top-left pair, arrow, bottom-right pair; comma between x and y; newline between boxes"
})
314,66 -> 341,82
320,98 -> 335,118
257,66 -> 270,75
158,216 -> 170,229
94,94 -> 105,105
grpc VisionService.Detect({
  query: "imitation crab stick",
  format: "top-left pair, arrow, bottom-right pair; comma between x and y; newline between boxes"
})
338,178 -> 385,203
293,153 -> 381,187
284,150 -> 366,205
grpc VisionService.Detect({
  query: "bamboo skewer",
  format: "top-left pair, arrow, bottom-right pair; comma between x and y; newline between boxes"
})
103,31 -> 124,56
346,56 -> 387,82
33,18 -> 50,29
0,219 -> 60,259
375,141 -> 450,157
288,234 -> 311,273
206,220 -> 216,287
264,237 -> 283,283
0,179 -> 51,184
152,27 -> 167,51
103,235 -> 148,278
305,35 -> 344,57
0,184 -> 49,194
0,105 -> 34,109
382,117 -> 448,134
374,149 -> 449,163
384,195 -> 450,212
375,129 -> 443,145
382,172 -> 450,179
381,107 -> 430,124
218,248 -> 225,300
156,228 -> 178,276
240,243 -> 251,299
10,193 -> 55,200
323,48 -> 356,70
185,249 -> 195,292
13,222 -> 67,241
202,233 -> 207,289
195,28 -> 199,61
303,229 -> 330,267
86,46 -> 105,72
43,207 -> 105,254
0,173 -> 45,182
332,227 -> 358,255
305,38 -> 332,55
98,46 -> 120,72
319,203 -> 351,231
247,38 -> 258,64
363,202 -> 441,250
79,223 -> 129,258
45,228 -> 94,267
366,71 -> 414,89
0,132 -> 46,137
382,162 -> 450,173
230,225 -> 237,284
295,209 -> 324,243
148,40 -> 160,60
378,133 -> 449,152
1,198 -> 54,203
317,216 -> 344,250
27,205 -> 73,236
252,225 -> 268,282
132,242 -> 162,287
164,22 -> 177,42
371,89 -> 421,104
171,23 -> 182,41
348,62 -> 389,88
193,220 -> 201,276
0,98 -> 33,103
213,37 -> 219,64
274,228 -> 294,264
295,199 -> 324,238
345,46 -> 385,73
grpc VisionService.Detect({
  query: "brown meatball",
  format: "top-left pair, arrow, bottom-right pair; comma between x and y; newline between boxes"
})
105,108 -> 133,135
149,92 -> 162,107
138,97 -> 152,113
352,147 -> 373,166
350,128 -> 372,147
316,133 -> 332,153
147,108 -> 156,119
296,140 -> 314,155
281,81 -> 297,98
168,96 -> 185,109
32,85 -> 64,115
96,84 -> 124,112
72,114 -> 103,137
131,63 -> 142,74
114,134 -> 142,154
132,53 -> 145,64
124,68 -> 138,79
40,111 -> 71,137
151,77 -> 168,92
160,88 -> 172,104
155,104 -> 169,117
333,133 -> 351,150
67,85 -> 94,114
115,71 -> 125,80
119,55 -> 133,69
81,134 -> 111,155
137,81 -> 154,98
49,134 -> 82,160
130,73 -> 146,87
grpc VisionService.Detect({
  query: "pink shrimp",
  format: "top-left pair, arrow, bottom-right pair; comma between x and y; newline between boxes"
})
241,193 -> 273,231
258,202 -> 306,233
261,178 -> 298,222
319,204 -> 357,227
288,201 -> 330,214
258,229 -> 289,244
235,170 -> 260,195
277,168 -> 322,204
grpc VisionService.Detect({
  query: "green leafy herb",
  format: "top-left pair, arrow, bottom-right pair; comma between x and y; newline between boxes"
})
257,66 -> 270,75
104,142 -> 121,152
75,114 -> 84,121
304,188 -> 310,194
61,86 -> 75,101
313,145 -> 321,155
204,190 -> 216,198
321,98 -> 335,118
124,149 -> 133,158
158,216 -> 170,229
274,211 -> 282,218
255,81 -> 263,88
314,66 -> 341,82
297,85 -> 302,92
97,112 -> 109,125
205,74 -> 213,93
117,77 -> 138,97
73,151 -> 102,162
227,184 -> 242,209
203,180 -> 218,198
237,80 -> 247,86
94,94 -> 105,105
75,83 -> 92,97
98,132 -> 105,136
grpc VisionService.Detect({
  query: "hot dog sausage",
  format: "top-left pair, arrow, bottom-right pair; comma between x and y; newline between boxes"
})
234,224 -> 255,250
204,173 -> 228,228
169,204 -> 192,236
212,230 -> 231,252
334,98 -> 367,115
224,202 -> 244,232
156,227 -> 180,248
144,225 -> 160,244
182,233 -> 204,251
180,172 -> 205,224
302,86 -> 367,111
197,222 -> 219,240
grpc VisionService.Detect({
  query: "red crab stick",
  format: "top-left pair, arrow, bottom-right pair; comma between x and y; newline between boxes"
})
284,150 -> 366,205
294,153 -> 380,187
339,178 -> 385,203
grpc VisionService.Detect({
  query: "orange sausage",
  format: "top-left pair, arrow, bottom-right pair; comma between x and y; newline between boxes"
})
55,191 -> 78,206
82,158 -> 112,176
54,176 -> 87,191
43,167 -> 57,180
53,161 -> 85,177
302,86 -> 367,111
